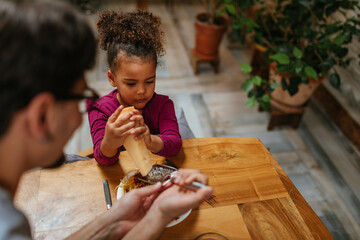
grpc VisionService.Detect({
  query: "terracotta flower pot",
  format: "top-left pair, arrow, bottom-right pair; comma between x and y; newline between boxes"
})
269,63 -> 328,113
193,13 -> 227,60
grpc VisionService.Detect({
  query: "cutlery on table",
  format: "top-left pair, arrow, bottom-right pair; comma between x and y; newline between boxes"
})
103,179 -> 112,210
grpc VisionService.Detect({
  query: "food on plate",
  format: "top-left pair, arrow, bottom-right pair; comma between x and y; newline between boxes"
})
116,169 -> 192,228
120,106 -> 153,176
117,170 -> 148,195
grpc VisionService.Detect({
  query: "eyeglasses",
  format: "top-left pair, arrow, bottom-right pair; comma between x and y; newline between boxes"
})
56,86 -> 99,114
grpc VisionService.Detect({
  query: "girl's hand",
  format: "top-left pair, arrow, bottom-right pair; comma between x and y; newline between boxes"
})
128,114 -> 163,153
100,106 -> 139,157
127,112 -> 149,141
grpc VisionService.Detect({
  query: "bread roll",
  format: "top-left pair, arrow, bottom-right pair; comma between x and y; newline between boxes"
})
120,106 -> 152,176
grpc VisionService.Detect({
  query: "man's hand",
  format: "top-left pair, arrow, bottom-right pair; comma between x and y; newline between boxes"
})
107,183 -> 162,237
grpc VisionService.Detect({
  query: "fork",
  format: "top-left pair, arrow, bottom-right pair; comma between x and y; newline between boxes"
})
138,171 -> 217,205
165,159 -> 216,205
138,171 -> 207,190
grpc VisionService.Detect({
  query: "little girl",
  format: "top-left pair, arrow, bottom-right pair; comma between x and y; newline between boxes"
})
88,10 -> 182,165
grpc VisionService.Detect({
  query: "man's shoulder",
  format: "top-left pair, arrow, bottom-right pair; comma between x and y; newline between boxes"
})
0,187 -> 32,239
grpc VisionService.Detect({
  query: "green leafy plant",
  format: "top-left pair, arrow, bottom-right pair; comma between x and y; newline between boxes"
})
199,0 -> 226,25
200,0 -> 256,29
217,0 -> 258,44
240,63 -> 279,110
241,0 -> 360,107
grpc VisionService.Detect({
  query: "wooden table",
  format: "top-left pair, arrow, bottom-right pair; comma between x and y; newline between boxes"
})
14,138 -> 333,239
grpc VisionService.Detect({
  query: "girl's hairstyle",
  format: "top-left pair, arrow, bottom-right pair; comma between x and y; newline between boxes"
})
96,10 -> 165,71
0,0 -> 96,137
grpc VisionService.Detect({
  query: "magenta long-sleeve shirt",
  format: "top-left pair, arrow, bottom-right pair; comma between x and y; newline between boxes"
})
88,90 -> 182,165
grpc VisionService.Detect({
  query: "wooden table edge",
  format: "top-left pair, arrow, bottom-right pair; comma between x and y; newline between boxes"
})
259,143 -> 334,240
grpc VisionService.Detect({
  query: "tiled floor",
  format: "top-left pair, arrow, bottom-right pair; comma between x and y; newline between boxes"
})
65,1 -> 360,239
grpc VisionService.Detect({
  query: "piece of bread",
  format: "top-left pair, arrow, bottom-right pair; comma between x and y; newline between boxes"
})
120,106 -> 153,176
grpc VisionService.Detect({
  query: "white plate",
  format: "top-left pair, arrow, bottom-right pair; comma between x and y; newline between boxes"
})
116,170 -> 192,228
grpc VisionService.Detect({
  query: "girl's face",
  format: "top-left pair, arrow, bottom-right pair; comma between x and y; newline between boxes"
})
108,57 -> 156,110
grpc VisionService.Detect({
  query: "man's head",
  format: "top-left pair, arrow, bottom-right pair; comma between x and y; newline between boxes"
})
0,0 -> 96,167
0,0 -> 96,137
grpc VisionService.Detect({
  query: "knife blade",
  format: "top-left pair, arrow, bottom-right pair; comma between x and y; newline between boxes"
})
165,159 -> 178,169
103,179 -> 112,210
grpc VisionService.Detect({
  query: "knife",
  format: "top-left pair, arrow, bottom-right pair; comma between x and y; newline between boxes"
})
165,159 -> 178,169
103,179 -> 112,210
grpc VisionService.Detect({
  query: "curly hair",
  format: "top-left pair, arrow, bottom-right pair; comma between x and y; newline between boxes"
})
96,10 -> 165,71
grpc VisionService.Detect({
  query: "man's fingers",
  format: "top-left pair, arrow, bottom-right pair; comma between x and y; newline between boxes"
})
174,169 -> 208,185
185,174 -> 208,185
192,186 -> 213,204
177,186 -> 213,207
132,182 -> 162,198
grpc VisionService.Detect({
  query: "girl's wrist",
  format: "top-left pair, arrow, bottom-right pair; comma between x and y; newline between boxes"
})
100,138 -> 119,158
147,135 -> 163,153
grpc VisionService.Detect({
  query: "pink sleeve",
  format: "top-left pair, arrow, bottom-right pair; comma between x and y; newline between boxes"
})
155,100 -> 182,157
88,108 -> 120,165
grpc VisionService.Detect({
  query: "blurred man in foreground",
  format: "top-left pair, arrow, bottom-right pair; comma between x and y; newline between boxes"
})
0,0 -> 212,239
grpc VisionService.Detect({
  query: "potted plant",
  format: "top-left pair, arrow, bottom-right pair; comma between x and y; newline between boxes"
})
193,0 -> 229,60
240,0 -> 360,112
221,0 -> 257,47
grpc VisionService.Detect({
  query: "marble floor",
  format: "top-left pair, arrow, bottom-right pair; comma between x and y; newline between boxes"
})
65,1 -> 360,239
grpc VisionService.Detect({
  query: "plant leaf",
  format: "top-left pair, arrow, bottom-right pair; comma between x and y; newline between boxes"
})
261,94 -> 271,102
251,76 -> 262,86
281,77 -> 288,90
241,79 -> 254,92
215,8 -> 226,17
233,22 -> 243,29
260,100 -> 270,110
270,52 -> 290,65
240,63 -> 252,74
333,34 -> 346,45
288,76 -> 301,96
333,47 -> 349,58
293,47 -> 303,59
305,66 -> 318,80
225,4 -> 236,16
277,65 -> 293,73
325,3 -> 340,17
245,96 -> 258,108
294,61 -> 304,74
329,73 -> 340,89
301,76 -> 309,84
277,43 -> 291,54
298,0 -> 311,8
270,83 -> 281,90
243,18 -> 259,28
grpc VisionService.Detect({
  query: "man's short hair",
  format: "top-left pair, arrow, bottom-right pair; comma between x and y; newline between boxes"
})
0,0 -> 96,136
